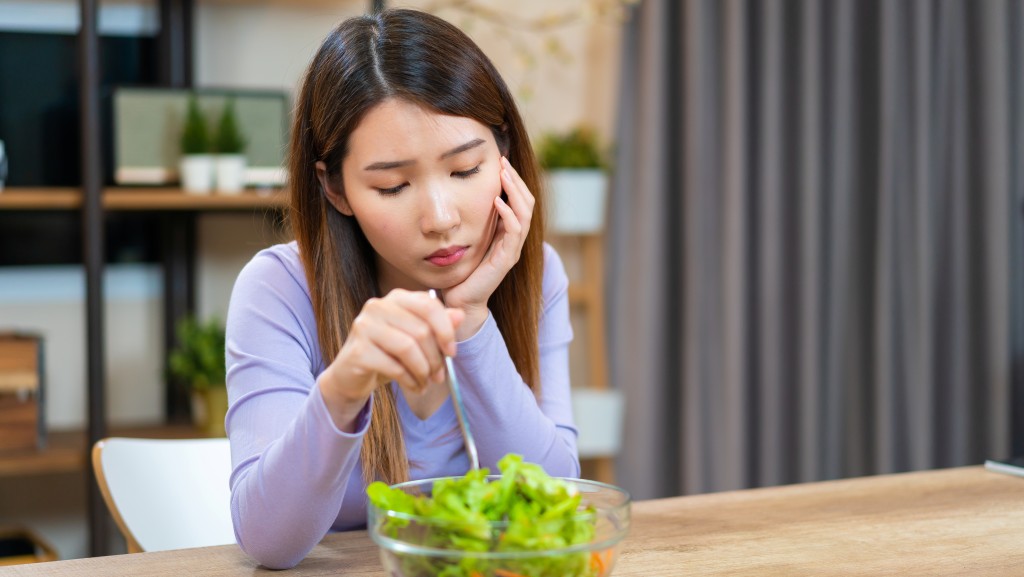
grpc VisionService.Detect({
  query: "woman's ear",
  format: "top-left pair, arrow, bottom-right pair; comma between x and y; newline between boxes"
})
495,124 -> 511,158
315,161 -> 354,216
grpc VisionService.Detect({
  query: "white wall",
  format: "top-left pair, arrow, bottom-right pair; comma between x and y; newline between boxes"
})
399,0 -> 622,140
194,1 -> 364,96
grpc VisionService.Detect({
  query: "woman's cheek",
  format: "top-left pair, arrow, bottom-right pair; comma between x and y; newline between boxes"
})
487,169 -> 503,202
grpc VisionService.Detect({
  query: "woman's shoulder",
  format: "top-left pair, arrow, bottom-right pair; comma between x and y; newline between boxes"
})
234,240 -> 308,295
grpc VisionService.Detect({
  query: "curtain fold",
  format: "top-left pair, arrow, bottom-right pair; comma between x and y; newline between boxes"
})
609,0 -> 1020,499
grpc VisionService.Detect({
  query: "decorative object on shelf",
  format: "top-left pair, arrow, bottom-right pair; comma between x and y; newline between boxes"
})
178,96 -> 214,194
168,317 -> 226,438
537,125 -> 609,234
213,98 -> 248,195
0,332 -> 45,453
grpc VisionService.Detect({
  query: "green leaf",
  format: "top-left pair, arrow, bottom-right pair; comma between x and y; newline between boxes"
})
536,126 -> 608,170
214,98 -> 247,154
180,96 -> 210,154
167,316 -> 226,391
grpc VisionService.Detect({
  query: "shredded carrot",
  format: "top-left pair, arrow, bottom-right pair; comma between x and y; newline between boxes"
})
591,550 -> 606,573
494,570 -> 530,577
469,572 -> 484,577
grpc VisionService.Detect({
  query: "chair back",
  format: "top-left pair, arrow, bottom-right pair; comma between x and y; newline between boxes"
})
92,437 -> 234,553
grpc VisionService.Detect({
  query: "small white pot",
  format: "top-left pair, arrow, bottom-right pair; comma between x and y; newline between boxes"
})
546,169 -> 608,234
215,154 -> 247,194
179,154 -> 215,194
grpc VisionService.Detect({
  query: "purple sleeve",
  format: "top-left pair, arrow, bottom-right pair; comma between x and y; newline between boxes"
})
454,244 -> 580,477
224,247 -> 371,569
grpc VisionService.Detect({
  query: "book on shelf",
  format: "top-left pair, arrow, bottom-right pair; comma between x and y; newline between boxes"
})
984,456 -> 1024,478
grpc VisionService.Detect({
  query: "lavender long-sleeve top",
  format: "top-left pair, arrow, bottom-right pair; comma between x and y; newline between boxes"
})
224,241 -> 579,569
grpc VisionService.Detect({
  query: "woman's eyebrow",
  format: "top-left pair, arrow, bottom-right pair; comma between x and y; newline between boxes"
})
363,138 -> 486,171
363,159 -> 414,171
439,138 -> 485,159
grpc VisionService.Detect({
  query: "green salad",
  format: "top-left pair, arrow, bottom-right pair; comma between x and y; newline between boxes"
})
367,454 -> 612,577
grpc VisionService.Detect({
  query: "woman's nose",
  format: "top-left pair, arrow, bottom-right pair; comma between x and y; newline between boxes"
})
422,185 -> 459,234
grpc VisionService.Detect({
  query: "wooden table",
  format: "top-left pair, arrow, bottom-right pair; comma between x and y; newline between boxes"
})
3,466 -> 1021,576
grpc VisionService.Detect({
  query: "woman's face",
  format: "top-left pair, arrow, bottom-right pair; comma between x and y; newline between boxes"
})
331,98 -> 503,294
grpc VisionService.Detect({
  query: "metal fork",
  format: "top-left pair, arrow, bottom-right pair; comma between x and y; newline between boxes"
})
429,289 -> 480,470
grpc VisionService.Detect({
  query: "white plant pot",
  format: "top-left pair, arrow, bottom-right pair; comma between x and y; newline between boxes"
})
179,154 -> 214,194
215,154 -> 247,195
546,169 -> 608,234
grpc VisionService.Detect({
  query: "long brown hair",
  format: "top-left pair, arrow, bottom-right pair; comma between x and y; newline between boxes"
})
288,9 -> 546,485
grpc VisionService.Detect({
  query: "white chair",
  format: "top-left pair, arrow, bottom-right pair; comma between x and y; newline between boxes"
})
92,437 -> 235,553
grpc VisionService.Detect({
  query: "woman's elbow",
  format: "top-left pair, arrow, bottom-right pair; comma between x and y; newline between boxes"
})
234,524 -> 309,570
543,435 -> 581,478
232,500 -> 311,570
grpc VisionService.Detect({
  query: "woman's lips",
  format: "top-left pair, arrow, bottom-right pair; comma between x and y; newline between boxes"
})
426,246 -> 468,267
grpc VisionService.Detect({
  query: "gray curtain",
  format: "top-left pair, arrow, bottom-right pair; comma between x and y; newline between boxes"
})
608,0 -> 1024,499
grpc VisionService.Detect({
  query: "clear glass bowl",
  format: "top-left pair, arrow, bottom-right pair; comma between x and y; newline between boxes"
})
368,475 -> 631,577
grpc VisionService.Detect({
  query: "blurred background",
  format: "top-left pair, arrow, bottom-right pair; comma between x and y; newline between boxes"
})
0,0 -> 1020,563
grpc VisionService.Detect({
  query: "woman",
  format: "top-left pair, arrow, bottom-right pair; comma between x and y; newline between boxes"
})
225,8 -> 578,569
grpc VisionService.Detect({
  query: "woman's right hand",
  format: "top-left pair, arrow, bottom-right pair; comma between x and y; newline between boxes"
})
317,289 -> 464,432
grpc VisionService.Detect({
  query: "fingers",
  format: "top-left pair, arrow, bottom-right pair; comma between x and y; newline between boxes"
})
343,333 -> 423,394
499,156 -> 535,231
492,156 -> 532,263
349,291 -> 459,391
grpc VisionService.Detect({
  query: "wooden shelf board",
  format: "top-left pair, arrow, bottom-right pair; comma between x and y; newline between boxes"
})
0,187 -> 288,211
0,423 -> 205,478
0,188 -> 80,209
105,188 -> 287,210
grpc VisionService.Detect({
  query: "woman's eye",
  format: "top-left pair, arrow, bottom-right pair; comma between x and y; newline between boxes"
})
452,166 -> 480,179
375,183 -> 407,195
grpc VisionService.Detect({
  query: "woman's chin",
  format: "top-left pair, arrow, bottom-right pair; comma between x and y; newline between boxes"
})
422,267 -> 472,293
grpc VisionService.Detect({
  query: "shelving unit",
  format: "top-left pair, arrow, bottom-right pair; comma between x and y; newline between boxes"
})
562,233 -> 609,392
549,232 -> 617,485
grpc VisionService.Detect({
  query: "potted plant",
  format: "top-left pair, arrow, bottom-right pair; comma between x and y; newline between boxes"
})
536,126 -> 609,234
168,316 -> 227,437
179,96 -> 214,194
213,98 -> 248,194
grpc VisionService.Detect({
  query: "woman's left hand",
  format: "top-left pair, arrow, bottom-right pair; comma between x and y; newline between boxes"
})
443,156 -> 534,340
